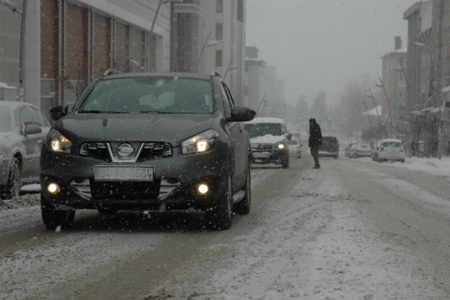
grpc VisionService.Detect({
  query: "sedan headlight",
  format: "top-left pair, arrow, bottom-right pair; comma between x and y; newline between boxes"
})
182,130 -> 219,155
47,129 -> 72,154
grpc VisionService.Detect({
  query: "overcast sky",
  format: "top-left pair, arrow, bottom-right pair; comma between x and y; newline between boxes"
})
246,0 -> 416,105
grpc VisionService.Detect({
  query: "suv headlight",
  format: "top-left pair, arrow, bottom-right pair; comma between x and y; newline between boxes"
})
182,130 -> 218,155
276,143 -> 285,149
47,129 -> 72,154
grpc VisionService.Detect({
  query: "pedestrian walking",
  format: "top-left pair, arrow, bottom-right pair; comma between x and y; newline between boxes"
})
308,118 -> 322,169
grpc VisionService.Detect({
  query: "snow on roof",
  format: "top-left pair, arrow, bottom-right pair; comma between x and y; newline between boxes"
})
245,117 -> 285,124
441,86 -> 450,94
250,134 -> 285,144
0,82 -> 16,89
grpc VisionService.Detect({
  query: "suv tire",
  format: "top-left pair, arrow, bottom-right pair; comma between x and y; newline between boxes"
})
234,160 -> 251,215
205,170 -> 233,230
281,154 -> 289,169
41,194 -> 75,229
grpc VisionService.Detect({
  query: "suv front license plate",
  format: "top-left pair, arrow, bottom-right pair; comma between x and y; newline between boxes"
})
94,166 -> 154,181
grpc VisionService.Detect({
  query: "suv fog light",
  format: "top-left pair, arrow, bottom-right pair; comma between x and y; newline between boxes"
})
198,184 -> 209,194
48,183 -> 60,194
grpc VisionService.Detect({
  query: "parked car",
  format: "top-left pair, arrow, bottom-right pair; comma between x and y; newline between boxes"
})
40,71 -> 256,230
288,137 -> 302,158
318,136 -> 339,159
348,143 -> 372,158
244,117 -> 291,168
0,101 -> 50,199
372,139 -> 405,163
344,142 -> 357,157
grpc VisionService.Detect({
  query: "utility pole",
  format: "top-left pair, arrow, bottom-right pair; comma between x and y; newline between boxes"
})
434,0 -> 443,159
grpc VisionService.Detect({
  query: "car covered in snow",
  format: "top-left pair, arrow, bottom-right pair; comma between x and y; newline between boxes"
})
348,143 -> 372,158
40,71 -> 256,230
318,136 -> 339,159
244,117 -> 291,168
0,101 -> 50,200
372,139 -> 405,163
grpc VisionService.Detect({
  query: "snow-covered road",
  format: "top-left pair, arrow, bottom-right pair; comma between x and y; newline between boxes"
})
1,154 -> 450,299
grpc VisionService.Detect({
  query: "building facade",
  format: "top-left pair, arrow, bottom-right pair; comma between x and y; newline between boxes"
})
202,0 -> 246,105
1,0 -> 172,119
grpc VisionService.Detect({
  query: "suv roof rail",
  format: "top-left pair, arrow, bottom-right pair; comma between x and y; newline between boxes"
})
211,70 -> 222,77
103,69 -> 121,76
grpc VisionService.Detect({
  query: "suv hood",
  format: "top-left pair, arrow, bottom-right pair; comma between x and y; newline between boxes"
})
55,113 -> 217,146
250,134 -> 285,144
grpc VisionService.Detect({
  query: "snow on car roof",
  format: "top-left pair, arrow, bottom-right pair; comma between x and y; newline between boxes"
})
245,117 -> 285,124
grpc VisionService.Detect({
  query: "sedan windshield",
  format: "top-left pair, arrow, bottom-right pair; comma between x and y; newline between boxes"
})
79,77 -> 214,114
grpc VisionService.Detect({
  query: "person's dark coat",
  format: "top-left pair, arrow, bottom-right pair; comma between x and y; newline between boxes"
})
308,118 -> 322,148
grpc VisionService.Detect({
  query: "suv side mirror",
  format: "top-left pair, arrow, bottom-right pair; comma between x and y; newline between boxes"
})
229,106 -> 256,122
49,105 -> 69,121
287,133 -> 292,140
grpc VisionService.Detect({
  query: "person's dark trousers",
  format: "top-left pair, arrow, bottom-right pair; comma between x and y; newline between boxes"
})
310,147 -> 320,168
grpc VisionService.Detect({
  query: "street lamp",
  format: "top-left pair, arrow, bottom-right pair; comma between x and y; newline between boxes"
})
224,57 -> 237,79
147,0 -> 181,72
375,72 -> 393,138
256,93 -> 268,117
0,0 -> 26,102
195,31 -> 218,73
365,89 -> 381,131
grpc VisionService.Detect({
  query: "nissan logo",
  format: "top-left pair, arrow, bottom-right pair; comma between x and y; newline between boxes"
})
117,143 -> 134,158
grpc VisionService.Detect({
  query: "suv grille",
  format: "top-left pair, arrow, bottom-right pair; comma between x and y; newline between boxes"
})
90,179 -> 161,199
252,144 -> 273,151
80,142 -> 172,162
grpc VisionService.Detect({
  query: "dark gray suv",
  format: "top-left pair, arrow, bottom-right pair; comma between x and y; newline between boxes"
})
40,71 -> 255,230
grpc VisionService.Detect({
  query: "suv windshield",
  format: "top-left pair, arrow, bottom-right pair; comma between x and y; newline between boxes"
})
245,123 -> 283,138
79,77 -> 214,114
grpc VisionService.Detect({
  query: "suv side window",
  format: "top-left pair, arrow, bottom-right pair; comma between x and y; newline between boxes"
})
220,82 -> 232,119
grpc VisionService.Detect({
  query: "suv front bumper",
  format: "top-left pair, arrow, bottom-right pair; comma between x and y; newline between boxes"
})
40,146 -> 229,211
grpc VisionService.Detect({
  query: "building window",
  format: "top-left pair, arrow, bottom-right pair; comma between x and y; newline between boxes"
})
216,50 -> 222,67
216,0 -> 223,13
237,0 -> 244,22
216,23 -> 222,40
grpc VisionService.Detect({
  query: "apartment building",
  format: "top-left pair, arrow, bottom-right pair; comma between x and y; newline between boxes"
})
202,0 -> 246,105
0,0 -> 172,117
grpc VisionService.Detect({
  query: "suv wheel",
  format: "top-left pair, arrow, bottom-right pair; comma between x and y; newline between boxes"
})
41,194 -> 75,229
205,170 -> 233,230
281,154 -> 289,169
1,157 -> 21,200
234,160 -> 251,215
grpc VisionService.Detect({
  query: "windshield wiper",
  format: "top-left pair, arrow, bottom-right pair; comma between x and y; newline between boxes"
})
79,110 -> 127,114
140,110 -> 172,114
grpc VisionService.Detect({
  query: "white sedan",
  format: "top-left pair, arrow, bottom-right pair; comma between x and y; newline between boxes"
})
348,144 -> 372,158
288,138 -> 302,158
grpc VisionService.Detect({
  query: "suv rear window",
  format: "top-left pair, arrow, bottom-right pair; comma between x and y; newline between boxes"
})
383,142 -> 401,147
